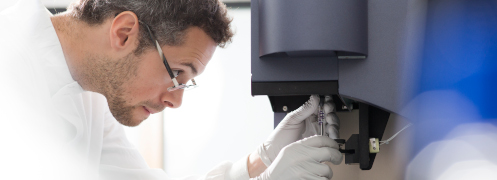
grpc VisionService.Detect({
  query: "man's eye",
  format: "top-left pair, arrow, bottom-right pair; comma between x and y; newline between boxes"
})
172,70 -> 182,77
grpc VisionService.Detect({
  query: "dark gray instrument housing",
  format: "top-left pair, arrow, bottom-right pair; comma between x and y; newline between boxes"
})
252,0 -> 423,117
251,0 -> 426,170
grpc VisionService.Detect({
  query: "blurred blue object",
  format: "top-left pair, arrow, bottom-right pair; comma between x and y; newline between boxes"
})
407,0 -> 497,177
413,0 -> 497,151
419,0 -> 497,119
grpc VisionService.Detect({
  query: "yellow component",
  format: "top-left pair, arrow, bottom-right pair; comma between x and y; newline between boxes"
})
369,138 -> 380,153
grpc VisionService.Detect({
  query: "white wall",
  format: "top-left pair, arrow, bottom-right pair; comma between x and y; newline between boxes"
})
0,0 -> 75,9
0,1 -> 18,11
162,8 -> 275,177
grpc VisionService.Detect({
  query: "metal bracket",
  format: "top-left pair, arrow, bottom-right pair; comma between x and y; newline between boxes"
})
338,95 -> 355,112
270,97 -> 388,170
344,102 -> 390,170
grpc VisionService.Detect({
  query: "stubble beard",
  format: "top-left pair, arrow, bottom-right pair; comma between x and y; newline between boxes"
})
81,52 -> 142,127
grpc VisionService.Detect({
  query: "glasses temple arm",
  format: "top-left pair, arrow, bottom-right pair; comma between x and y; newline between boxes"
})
140,21 -> 179,85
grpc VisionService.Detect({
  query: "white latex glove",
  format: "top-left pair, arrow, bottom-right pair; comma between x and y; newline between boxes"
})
251,136 -> 343,180
302,96 -> 340,139
257,95 -> 320,167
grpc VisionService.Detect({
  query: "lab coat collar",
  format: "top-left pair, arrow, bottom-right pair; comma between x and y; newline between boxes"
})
9,0 -> 84,97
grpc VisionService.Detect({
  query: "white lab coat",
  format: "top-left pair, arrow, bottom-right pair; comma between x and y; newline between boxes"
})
0,0 -> 249,179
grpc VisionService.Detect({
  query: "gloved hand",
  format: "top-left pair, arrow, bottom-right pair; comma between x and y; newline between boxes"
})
251,136 -> 343,180
256,95 -> 320,167
302,95 -> 340,139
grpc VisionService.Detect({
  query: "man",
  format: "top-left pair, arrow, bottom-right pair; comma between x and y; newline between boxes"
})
0,0 -> 342,179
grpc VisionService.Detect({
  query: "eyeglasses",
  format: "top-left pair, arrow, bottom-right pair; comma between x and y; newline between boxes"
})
141,22 -> 198,92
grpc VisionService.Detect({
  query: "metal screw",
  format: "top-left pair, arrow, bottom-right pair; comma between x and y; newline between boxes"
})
282,106 -> 288,112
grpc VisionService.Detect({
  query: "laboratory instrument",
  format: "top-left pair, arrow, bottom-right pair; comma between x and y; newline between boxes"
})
251,0 -> 422,170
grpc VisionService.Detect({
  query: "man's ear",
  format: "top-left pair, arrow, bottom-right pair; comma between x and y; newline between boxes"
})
109,11 -> 140,52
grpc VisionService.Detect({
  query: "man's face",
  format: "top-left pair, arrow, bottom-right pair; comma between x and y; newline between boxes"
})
104,27 -> 216,126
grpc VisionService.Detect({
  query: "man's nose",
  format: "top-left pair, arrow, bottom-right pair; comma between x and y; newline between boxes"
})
161,89 -> 184,108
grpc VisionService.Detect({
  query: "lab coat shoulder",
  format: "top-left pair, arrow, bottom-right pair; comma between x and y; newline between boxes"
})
100,103 -> 150,169
97,94 -> 174,180
0,1 -> 57,131
0,0 -> 55,104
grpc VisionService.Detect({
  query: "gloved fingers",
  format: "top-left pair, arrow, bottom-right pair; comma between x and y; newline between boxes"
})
326,125 -> 339,139
325,113 -> 339,128
308,114 -> 318,123
324,95 -> 333,102
328,148 -> 344,165
314,96 -> 334,115
322,102 -> 335,114
313,103 -> 320,116
305,145 -> 342,165
299,136 -> 342,164
300,135 -> 339,149
256,143 -> 273,167
282,95 -> 320,125
302,116 -> 319,138
302,161 -> 334,179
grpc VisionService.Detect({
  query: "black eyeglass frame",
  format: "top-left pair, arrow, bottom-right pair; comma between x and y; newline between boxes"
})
140,21 -> 198,92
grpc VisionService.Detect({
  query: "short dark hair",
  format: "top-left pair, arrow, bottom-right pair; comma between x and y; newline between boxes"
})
68,0 -> 234,55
